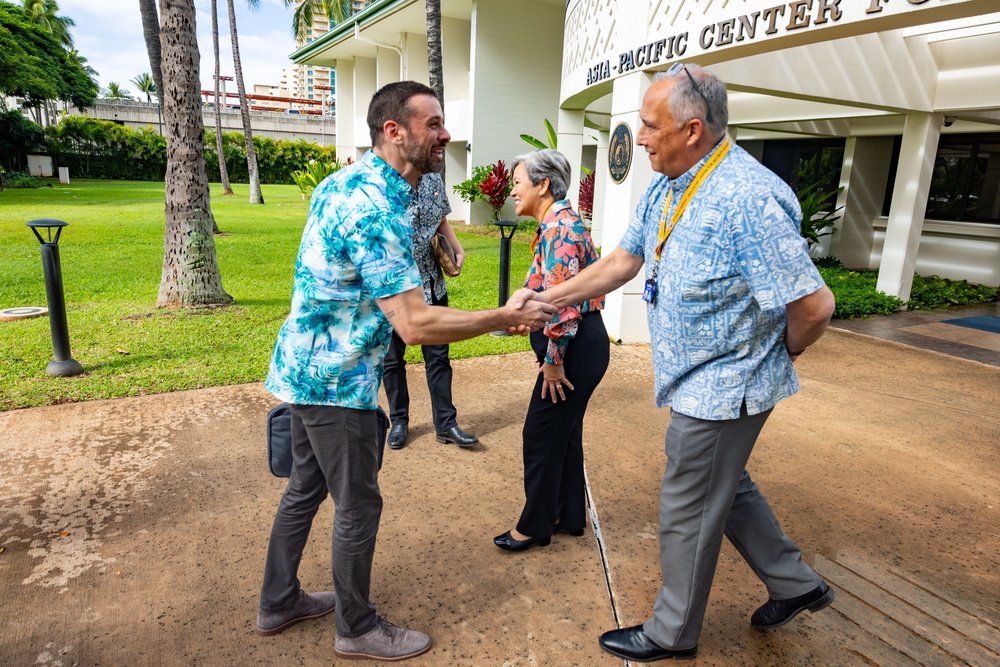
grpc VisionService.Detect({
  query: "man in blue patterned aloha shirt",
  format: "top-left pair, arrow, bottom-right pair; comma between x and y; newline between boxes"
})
513,64 -> 837,662
257,81 -> 557,662
382,171 -> 479,450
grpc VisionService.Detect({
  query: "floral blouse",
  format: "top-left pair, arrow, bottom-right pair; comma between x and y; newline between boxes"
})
524,199 -> 605,365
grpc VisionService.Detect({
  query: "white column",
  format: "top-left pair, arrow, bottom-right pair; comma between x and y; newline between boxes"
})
830,136 -> 894,270
557,108 -> 584,209
601,71 -> 654,344
335,59 -> 355,161
353,57 -> 377,153
876,112 -> 943,302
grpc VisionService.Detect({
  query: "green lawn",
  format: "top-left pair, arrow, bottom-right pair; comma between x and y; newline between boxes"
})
0,180 -> 534,411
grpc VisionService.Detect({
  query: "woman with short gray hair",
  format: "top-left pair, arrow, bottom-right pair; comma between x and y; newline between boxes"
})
493,149 -> 609,552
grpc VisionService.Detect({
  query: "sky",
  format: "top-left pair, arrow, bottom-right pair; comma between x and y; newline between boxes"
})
59,0 -> 300,97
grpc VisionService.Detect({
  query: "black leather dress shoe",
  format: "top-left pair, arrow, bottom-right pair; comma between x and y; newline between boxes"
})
387,423 -> 408,450
598,625 -> 697,662
751,581 -> 835,629
436,425 -> 478,447
493,530 -> 551,552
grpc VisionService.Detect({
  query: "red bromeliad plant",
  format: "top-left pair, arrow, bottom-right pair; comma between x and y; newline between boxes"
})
577,171 -> 595,223
478,160 -> 512,222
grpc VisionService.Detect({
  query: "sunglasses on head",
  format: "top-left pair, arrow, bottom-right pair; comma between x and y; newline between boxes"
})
666,62 -> 714,125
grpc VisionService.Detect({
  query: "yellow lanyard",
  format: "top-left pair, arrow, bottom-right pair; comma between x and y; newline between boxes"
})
652,137 -> 732,268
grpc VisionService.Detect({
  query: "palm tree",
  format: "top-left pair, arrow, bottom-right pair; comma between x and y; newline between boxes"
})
69,49 -> 98,78
227,0 -> 263,204
156,0 -> 232,308
283,1 -> 352,40
20,0 -> 74,48
131,73 -> 156,103
104,82 -> 135,100
137,0 -> 164,134
426,0 -> 444,108
211,0 -> 234,196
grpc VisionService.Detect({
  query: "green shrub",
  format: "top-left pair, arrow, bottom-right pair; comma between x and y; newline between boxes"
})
817,264 -> 999,319
4,170 -> 42,188
40,115 -> 339,184
813,255 -> 843,269
0,110 -> 46,172
290,157 -> 350,198
907,275 -> 998,310
452,164 -> 492,205
818,266 -> 903,319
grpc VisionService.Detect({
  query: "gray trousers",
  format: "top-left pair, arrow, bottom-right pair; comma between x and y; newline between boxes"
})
259,404 -> 382,637
643,405 -> 820,650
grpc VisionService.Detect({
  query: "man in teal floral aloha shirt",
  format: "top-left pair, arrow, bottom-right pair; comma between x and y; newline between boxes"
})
257,81 -> 556,662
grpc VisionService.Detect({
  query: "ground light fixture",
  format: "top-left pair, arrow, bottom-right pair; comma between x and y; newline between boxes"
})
26,219 -> 84,377
492,219 -> 519,336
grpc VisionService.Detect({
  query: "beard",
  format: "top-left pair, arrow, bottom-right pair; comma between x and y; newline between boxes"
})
405,140 -> 445,175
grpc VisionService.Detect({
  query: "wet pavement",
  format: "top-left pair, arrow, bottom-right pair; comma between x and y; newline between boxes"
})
833,302 -> 1000,368
1,321 -> 998,666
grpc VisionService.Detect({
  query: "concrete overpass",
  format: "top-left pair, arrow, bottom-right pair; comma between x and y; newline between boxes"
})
71,99 -> 336,145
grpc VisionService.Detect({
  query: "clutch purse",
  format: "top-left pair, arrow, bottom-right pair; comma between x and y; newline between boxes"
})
430,233 -> 461,277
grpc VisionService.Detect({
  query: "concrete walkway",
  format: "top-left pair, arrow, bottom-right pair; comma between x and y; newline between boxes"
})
1,329 -> 998,666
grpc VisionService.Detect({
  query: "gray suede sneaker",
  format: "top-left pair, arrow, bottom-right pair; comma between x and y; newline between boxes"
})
334,616 -> 431,661
255,590 -> 336,636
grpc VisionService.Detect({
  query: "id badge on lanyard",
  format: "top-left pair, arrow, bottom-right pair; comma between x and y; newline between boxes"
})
642,277 -> 657,304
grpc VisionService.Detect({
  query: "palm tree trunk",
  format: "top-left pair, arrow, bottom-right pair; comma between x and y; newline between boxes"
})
211,0 -> 234,197
139,0 -> 165,136
156,0 -> 232,308
426,0 -> 444,108
426,0 -> 444,176
226,0 -> 263,204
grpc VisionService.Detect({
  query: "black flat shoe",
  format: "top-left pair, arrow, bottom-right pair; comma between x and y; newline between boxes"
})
493,530 -> 551,552
553,524 -> 584,537
598,625 -> 697,661
751,581 -> 835,629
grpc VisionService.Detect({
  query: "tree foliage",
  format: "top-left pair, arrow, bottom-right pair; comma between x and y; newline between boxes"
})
19,0 -> 73,46
103,82 -> 135,100
283,0 -> 352,39
0,108 -> 45,171
0,2 -> 97,110
132,72 -> 156,103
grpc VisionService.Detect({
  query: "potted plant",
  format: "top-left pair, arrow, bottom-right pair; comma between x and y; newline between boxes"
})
477,160 -> 512,222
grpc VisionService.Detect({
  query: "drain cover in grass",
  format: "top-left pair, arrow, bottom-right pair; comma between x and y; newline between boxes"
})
0,307 -> 49,322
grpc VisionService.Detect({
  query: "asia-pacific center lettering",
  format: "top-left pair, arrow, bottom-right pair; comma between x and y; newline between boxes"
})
586,0 -> 935,86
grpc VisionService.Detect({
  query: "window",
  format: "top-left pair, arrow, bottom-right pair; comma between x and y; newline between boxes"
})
307,86 -> 313,92
307,78 -> 313,84
884,133 -> 1000,223
761,140 -> 846,194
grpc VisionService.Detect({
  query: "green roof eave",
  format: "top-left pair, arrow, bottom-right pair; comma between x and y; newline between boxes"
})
290,0 -> 407,64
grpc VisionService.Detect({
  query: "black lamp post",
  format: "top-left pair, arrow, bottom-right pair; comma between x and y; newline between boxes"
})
26,219 -> 83,377
492,219 -> 519,336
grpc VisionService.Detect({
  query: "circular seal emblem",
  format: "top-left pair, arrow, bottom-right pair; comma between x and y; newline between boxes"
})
608,122 -> 633,184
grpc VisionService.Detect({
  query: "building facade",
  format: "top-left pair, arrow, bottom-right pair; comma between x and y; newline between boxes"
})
294,0 -> 1000,343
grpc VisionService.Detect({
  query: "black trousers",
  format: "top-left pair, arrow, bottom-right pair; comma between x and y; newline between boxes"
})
382,290 -> 457,432
517,311 -> 609,537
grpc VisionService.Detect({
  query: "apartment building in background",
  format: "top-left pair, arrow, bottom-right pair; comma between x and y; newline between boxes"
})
271,0 -> 375,111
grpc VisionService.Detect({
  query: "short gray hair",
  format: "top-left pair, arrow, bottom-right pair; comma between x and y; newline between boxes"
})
653,63 -> 728,136
511,148 -> 572,201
